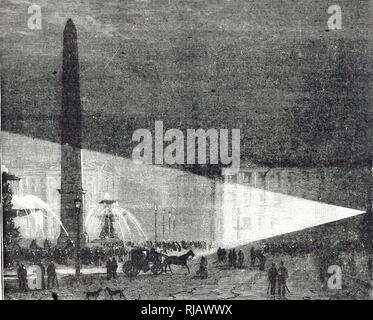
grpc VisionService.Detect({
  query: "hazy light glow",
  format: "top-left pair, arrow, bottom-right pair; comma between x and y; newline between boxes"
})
3,131 -> 366,248
220,182 -> 364,247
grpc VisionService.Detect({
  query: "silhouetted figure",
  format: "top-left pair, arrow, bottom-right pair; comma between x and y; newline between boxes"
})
217,247 -> 222,262
238,250 -> 244,268
51,292 -> 58,300
106,257 -> 113,280
106,257 -> 118,280
111,257 -> 118,279
221,248 -> 227,262
232,249 -> 237,268
368,256 -> 373,280
277,261 -> 288,297
217,247 -> 228,263
267,263 -> 278,296
250,247 -> 255,267
228,250 -> 233,267
38,262 -> 46,289
30,239 -> 39,250
197,256 -> 208,279
47,261 -> 58,289
17,262 -> 28,292
348,251 -> 357,275
44,239 -> 52,251
258,251 -> 266,271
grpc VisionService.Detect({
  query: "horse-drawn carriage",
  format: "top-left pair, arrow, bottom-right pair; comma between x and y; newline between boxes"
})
122,248 -> 163,277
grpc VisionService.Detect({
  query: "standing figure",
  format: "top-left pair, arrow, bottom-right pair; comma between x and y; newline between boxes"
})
228,250 -> 233,267
250,247 -> 256,267
111,257 -> 118,279
348,251 -> 356,275
217,247 -> 222,262
30,239 -> 39,250
17,262 -> 28,291
232,249 -> 237,268
197,256 -> 208,279
238,250 -> 244,268
44,239 -> 52,251
106,257 -> 113,280
368,256 -> 373,280
221,248 -> 227,262
258,251 -> 266,271
277,261 -> 289,297
47,261 -> 59,289
267,263 -> 278,296
38,262 -> 46,289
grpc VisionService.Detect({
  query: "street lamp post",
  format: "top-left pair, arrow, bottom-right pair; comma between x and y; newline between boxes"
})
74,196 -> 82,277
168,210 -> 171,239
367,158 -> 373,269
162,209 -> 165,240
173,214 -> 176,234
154,205 -> 158,242
236,208 -> 240,241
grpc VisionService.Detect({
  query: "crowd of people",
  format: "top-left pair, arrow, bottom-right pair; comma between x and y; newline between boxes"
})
217,246 -> 266,270
8,230 -> 371,299
215,237 -> 371,298
4,239 -> 208,268
216,245 -> 289,298
10,238 -> 209,292
132,240 -> 208,253
4,243 -> 127,268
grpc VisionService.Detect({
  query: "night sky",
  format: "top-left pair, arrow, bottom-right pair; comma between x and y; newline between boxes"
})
1,0 -> 372,171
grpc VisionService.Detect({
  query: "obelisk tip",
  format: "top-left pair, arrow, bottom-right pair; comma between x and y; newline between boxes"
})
64,18 -> 76,32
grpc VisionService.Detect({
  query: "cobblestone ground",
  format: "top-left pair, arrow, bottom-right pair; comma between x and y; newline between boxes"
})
6,252 -> 351,300
6,249 -> 373,301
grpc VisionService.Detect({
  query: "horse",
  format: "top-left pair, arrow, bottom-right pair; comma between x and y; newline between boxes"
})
105,287 -> 126,300
163,250 -> 195,274
85,288 -> 102,300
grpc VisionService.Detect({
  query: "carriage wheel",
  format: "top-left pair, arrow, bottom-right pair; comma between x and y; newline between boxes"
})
150,264 -> 163,275
123,261 -> 140,277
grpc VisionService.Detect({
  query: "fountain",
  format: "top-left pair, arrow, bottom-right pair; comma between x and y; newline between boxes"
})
11,195 -> 69,246
2,165 -> 68,247
85,193 -> 147,245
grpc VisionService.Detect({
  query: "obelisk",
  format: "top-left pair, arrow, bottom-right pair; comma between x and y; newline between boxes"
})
57,19 -> 84,246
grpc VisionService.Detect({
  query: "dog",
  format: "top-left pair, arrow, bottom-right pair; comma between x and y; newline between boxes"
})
85,288 -> 102,300
105,287 -> 126,300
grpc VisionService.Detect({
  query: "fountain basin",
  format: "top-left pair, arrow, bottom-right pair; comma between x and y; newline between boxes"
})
85,193 -> 147,245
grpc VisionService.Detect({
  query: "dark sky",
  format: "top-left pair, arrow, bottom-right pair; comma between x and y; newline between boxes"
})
1,0 -> 372,170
